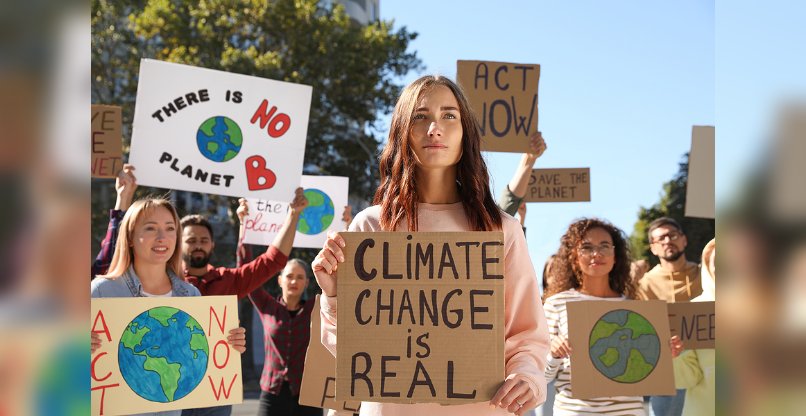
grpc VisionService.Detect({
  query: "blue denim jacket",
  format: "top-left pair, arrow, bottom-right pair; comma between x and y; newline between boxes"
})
91,266 -> 200,298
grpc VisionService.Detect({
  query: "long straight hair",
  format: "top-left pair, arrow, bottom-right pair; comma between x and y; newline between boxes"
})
97,198 -> 183,280
372,75 -> 502,231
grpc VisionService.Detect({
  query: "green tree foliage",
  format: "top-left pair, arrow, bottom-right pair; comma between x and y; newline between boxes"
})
91,0 -> 422,262
630,153 -> 715,267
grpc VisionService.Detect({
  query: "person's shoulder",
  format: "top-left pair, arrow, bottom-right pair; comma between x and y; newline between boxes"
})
641,264 -> 667,280
499,210 -> 521,231
90,276 -> 126,298
544,289 -> 578,306
348,205 -> 382,232
176,279 -> 202,296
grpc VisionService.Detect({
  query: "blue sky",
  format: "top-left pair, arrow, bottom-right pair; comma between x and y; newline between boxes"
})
379,1 -> 715,281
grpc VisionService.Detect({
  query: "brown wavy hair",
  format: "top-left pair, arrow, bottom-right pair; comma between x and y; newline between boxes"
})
544,218 -> 636,300
372,75 -> 502,231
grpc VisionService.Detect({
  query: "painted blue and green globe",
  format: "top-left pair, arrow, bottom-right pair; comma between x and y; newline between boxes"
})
588,309 -> 660,383
118,307 -> 209,402
298,188 -> 335,235
196,116 -> 243,162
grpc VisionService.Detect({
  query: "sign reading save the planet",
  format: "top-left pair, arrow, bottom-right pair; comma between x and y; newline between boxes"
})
91,296 -> 242,415
243,175 -> 349,249
566,300 -> 675,399
129,59 -> 311,201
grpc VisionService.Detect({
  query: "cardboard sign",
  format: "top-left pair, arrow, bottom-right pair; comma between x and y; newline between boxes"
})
685,126 -> 715,219
566,300 -> 675,399
336,232 -> 505,404
129,59 -> 311,201
91,105 -> 123,178
0,323 -> 84,416
90,296 -> 242,416
299,295 -> 362,412
243,175 -> 349,248
667,301 -> 715,349
456,60 -> 540,153
525,168 -> 591,202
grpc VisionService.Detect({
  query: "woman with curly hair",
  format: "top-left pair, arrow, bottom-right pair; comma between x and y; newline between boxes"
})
543,218 -> 682,415
311,75 -> 550,416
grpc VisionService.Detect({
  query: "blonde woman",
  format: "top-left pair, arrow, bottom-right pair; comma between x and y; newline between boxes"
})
90,197 -> 245,416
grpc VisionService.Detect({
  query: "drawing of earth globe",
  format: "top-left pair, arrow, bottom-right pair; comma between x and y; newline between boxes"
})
118,306 -> 209,402
298,188 -> 335,235
588,309 -> 660,383
196,116 -> 243,162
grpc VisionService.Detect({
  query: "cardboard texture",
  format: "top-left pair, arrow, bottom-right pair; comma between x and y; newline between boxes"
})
90,296 -> 242,415
685,126 -> 715,218
336,232 -> 505,404
243,175 -> 349,249
566,300 -> 675,399
299,295 -> 362,412
525,168 -> 591,202
129,59 -> 311,201
91,105 -> 123,178
456,60 -> 540,153
667,301 -> 715,349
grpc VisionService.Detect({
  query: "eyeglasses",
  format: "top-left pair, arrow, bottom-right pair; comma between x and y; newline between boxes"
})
652,233 -> 681,244
578,244 -> 614,257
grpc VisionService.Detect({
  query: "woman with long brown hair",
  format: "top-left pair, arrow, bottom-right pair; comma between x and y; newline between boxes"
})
543,218 -> 682,415
310,75 -> 550,415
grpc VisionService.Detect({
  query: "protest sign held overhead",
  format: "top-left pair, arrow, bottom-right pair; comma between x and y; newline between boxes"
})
243,175 -> 349,249
91,296 -> 242,415
566,300 -> 675,399
129,59 -> 311,200
299,295 -> 362,412
456,60 -> 540,153
91,105 -> 123,178
685,126 -> 715,218
525,168 -> 591,202
336,232 -> 505,404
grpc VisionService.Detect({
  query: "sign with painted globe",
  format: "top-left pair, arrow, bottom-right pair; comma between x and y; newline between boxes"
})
298,188 -> 335,235
118,307 -> 209,403
588,309 -> 660,383
567,300 -> 675,399
242,175 -> 349,249
91,296 -> 242,416
129,59 -> 311,202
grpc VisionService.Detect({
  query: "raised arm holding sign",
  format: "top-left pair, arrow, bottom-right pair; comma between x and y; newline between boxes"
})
311,75 -> 549,416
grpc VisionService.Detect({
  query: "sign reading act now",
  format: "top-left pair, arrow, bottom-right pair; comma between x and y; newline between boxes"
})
336,232 -> 505,404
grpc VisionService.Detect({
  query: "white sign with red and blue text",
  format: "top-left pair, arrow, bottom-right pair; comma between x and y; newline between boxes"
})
243,175 -> 349,249
129,59 -> 311,200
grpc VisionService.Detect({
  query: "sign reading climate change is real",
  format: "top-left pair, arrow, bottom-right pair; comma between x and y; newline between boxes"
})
337,232 -> 505,405
243,175 -> 349,249
129,59 -> 311,200
90,296 -> 242,416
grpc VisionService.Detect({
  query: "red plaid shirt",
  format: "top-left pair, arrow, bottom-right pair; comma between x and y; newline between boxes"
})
249,289 -> 314,396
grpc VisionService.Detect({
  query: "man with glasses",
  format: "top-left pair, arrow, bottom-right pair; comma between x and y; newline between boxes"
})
638,217 -> 702,416
637,217 -> 702,302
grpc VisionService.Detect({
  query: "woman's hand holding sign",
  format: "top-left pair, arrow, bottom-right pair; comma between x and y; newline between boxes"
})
491,374 -> 540,415
312,230 -> 346,297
